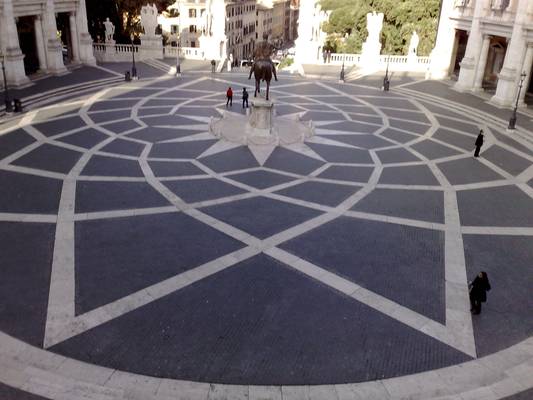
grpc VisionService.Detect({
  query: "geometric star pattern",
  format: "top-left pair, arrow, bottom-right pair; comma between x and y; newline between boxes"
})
1,73 -> 532,389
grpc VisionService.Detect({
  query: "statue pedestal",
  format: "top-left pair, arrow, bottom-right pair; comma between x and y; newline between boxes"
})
209,98 -> 315,164
140,35 -> 163,59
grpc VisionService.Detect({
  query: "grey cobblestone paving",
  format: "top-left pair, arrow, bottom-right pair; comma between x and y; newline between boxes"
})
51,254 -> 469,385
0,73 -> 532,399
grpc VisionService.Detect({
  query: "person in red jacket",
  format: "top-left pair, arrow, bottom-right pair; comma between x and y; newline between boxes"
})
226,87 -> 233,107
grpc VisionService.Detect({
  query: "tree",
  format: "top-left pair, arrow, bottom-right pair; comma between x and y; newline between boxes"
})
319,0 -> 440,56
86,0 -> 173,43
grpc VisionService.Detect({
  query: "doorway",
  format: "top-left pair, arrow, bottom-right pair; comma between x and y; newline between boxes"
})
16,16 -> 40,75
56,13 -> 73,64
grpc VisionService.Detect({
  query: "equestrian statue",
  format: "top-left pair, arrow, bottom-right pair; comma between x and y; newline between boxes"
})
248,33 -> 278,101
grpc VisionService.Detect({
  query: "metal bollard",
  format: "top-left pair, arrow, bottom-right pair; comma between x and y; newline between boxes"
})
13,98 -> 22,113
125,71 -> 131,82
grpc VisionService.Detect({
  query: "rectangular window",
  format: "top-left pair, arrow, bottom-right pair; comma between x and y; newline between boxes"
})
189,25 -> 197,33
171,25 -> 179,34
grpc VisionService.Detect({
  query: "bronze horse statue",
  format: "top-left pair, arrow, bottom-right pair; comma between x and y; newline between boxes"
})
248,60 -> 278,101
248,34 -> 278,101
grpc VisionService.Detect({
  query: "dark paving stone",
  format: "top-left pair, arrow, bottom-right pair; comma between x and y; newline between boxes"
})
306,143 -> 373,164
319,120 -> 379,134
264,147 -> 325,175
433,128 -> 476,151
379,165 -> 440,186
55,128 -> 109,149
336,104 -> 376,114
327,82 -> 385,97
347,114 -> 383,125
411,140 -> 462,160
463,235 -> 533,356
149,161 -> 205,177
81,155 -> 143,177
324,134 -> 392,149
380,108 -> 429,123
128,127 -> 201,143
389,119 -> 430,135
141,115 -> 201,127
282,217 -> 446,323
145,98 -> 186,107
529,178 -> 533,188
164,178 -> 246,203
12,144 -> 82,174
275,181 -> 359,207
363,96 -> 418,110
379,128 -> 418,144
200,146 -> 259,173
178,106 -> 222,118
157,89 -> 216,98
0,128 -> 36,161
279,83 -> 326,96
482,145 -> 531,176
89,99 -> 139,112
352,188 -> 444,223
376,147 -> 421,164
89,109 -> 132,124
0,222 -> 55,346
184,79 -> 237,93
437,116 -> 480,133
302,111 -> 343,122
101,138 -> 145,157
115,88 -> 161,99
227,170 -> 296,189
201,196 -> 321,239
0,170 -> 62,214
438,158 -> 504,185
457,186 -> 533,227
74,213 -> 244,314
103,119 -> 143,134
137,107 -> 174,117
492,131 -> 533,158
275,104 -> 304,116
0,383 -> 51,400
501,388 -> 533,400
149,140 -> 216,159
318,165 -> 374,183
418,101 -> 468,120
76,181 -> 170,213
33,115 -> 86,137
52,254 -> 468,385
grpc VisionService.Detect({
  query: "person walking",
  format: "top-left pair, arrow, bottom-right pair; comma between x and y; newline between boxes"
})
474,129 -> 484,157
469,271 -> 491,315
226,87 -> 233,107
242,88 -> 249,109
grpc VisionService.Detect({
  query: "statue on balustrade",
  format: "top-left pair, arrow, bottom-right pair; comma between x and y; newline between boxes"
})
104,18 -> 115,43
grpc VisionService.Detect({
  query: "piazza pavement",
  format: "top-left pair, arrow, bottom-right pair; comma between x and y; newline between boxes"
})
0,61 -> 532,399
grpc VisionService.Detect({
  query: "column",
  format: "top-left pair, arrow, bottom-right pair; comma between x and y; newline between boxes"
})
430,0 -> 457,79
69,12 -> 80,62
454,0 -> 488,92
0,0 -> 30,86
76,0 -> 96,65
34,15 -> 48,72
518,43 -> 533,106
42,0 -> 67,75
490,0 -> 530,107
473,35 -> 491,92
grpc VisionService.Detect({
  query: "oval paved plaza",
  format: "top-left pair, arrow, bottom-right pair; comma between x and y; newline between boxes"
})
0,70 -> 532,399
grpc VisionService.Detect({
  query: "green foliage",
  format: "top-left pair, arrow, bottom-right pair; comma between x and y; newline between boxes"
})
278,57 -> 295,70
319,0 -> 440,56
86,0 -> 172,42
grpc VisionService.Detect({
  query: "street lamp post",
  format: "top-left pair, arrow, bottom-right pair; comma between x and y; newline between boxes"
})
176,38 -> 181,76
130,33 -> 137,80
0,50 -> 13,113
383,56 -> 390,91
508,71 -> 527,130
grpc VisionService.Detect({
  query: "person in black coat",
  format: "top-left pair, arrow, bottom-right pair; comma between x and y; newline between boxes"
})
242,88 -> 249,109
474,129 -> 484,157
469,271 -> 491,314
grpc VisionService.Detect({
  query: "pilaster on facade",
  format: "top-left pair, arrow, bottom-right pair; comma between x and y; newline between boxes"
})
43,0 -> 68,75
454,0 -> 488,92
518,43 -> 533,106
76,0 -> 96,66
490,0 -> 531,107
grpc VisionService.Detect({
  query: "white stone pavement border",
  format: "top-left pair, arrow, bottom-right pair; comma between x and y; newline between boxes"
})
0,75 -> 532,399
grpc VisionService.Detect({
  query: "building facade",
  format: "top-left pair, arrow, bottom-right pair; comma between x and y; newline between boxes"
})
256,4 -> 273,46
0,0 -> 95,87
432,0 -> 533,107
289,0 -> 299,43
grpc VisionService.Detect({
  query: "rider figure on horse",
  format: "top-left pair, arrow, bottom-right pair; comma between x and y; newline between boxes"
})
248,33 -> 278,100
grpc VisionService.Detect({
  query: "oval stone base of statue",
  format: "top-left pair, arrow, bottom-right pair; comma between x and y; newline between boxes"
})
209,98 -> 315,164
